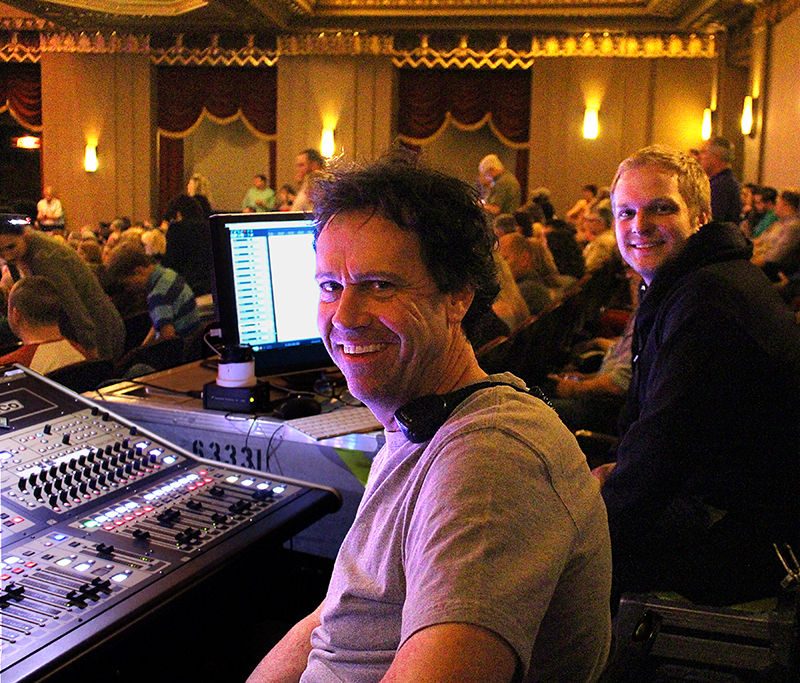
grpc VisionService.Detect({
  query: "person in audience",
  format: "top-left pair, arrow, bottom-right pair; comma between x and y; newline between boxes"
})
292,149 -> 326,213
697,136 -> 741,224
277,184 -> 297,211
546,311 -> 634,435
478,154 -> 521,216
76,238 -> 103,277
753,188 -> 800,278
187,172 -> 213,218
141,228 -> 167,260
36,185 -> 65,231
107,244 -> 200,346
544,218 -> 586,286
498,232 -> 552,315
514,202 -> 546,240
598,144 -> 800,608
0,276 -> 91,373
161,194 -> 213,296
739,181 -> 759,235
565,184 -> 597,225
247,155 -> 611,683
0,214 -> 124,360
580,204 -> 621,273
530,186 -> 555,222
750,185 -> 778,238
242,174 -> 276,213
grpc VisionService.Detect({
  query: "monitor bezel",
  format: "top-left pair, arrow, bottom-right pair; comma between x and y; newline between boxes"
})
208,211 -> 332,378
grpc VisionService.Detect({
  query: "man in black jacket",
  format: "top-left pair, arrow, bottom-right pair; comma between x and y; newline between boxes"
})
598,144 -> 800,607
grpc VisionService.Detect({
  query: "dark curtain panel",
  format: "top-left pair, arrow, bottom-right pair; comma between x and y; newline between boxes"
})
156,65 -> 277,218
397,68 -> 530,144
0,63 -> 42,130
157,66 -> 277,136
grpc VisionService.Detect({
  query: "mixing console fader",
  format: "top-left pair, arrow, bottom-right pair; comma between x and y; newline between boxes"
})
0,364 -> 341,683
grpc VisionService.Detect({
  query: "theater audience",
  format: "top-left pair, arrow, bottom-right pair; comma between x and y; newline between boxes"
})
544,218 -> 586,285
242,174 -> 276,213
0,276 -> 91,373
579,204 -> 621,273
0,214 -> 124,360
752,188 -> 800,278
106,244 -> 200,346
565,183 -> 597,225
293,149 -> 326,213
598,145 -> 800,608
751,186 -> 778,238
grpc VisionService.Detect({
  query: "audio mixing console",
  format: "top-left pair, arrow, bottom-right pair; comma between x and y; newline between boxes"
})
0,364 -> 341,683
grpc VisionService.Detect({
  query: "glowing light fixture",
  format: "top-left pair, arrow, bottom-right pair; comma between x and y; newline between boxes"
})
701,108 -> 713,141
321,128 -> 335,158
583,107 -> 599,139
12,136 -> 40,149
741,96 -> 754,136
84,143 -> 98,172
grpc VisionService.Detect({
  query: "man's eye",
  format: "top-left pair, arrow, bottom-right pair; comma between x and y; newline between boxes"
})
318,282 -> 342,300
617,209 -> 634,220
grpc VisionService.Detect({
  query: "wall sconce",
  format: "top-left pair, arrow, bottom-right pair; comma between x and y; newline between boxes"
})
583,107 -> 599,139
84,143 -> 98,172
701,108 -> 713,141
321,128 -> 335,158
741,96 -> 755,137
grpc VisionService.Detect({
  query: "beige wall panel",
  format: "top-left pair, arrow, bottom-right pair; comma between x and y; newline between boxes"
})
762,6 -> 800,189
276,55 -> 395,187
40,52 -> 154,230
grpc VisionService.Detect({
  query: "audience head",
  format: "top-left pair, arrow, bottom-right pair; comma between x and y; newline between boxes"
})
312,154 -> 499,338
0,214 -> 32,264
498,232 -> 534,280
611,144 -> 711,285
754,186 -> 778,211
611,144 -> 712,225
7,275 -> 63,336
478,154 -> 504,181
493,213 -> 519,238
582,184 -> 599,201
296,149 -> 325,184
512,208 -> 534,238
776,189 -> 800,217
106,243 -> 155,292
77,238 -> 103,267
697,136 -> 734,176
141,229 -> 167,257
187,173 -> 210,198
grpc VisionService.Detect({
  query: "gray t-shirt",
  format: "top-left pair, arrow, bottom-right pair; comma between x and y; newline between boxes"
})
302,373 -> 611,683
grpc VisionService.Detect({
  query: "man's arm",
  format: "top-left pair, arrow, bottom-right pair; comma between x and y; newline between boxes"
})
247,601 -> 324,683
381,622 -> 516,683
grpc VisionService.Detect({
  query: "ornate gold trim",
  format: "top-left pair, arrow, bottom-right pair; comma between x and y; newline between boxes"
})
1,28 -> 717,65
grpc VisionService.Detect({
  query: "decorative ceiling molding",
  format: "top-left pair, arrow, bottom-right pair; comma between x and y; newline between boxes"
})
1,27 -> 717,64
42,0 -> 207,16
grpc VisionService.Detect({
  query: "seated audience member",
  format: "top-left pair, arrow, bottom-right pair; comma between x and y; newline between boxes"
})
545,218 -> 586,285
76,238 -> 103,277
242,174 -> 276,213
161,194 -> 213,296
739,182 -> 759,235
498,232 -> 552,314
565,184 -> 597,225
0,276 -> 91,373
141,228 -> 167,260
599,145 -> 800,608
530,186 -> 555,222
752,188 -> 800,277
478,154 -> 521,216
579,204 -> 622,273
492,213 -> 518,238
277,184 -> 297,211
514,202 -> 546,239
247,156 -> 612,683
546,312 -> 634,435
106,244 -> 200,346
293,149 -> 326,213
751,185 -> 778,238
0,214 -> 124,360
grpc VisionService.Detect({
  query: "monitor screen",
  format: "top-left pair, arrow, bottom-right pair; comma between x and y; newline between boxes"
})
209,212 -> 331,377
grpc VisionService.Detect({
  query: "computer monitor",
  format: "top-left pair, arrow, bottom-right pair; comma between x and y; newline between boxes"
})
208,211 -> 332,378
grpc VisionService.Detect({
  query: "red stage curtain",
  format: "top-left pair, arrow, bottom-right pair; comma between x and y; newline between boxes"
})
156,65 -> 277,219
398,68 -> 531,197
0,63 -> 42,130
397,68 -> 530,145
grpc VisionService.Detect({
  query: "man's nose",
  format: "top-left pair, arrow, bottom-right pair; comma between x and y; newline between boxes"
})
332,287 -> 370,329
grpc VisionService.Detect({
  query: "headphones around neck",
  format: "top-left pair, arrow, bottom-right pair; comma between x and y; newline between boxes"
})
394,381 -> 549,443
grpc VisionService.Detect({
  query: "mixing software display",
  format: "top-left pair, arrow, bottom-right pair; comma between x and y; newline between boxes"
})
0,364 -> 341,683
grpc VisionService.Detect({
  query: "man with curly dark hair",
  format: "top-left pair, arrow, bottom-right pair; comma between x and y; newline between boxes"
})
248,155 -> 612,683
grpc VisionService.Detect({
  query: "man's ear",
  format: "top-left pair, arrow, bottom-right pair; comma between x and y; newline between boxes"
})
695,210 -> 711,229
446,288 -> 475,326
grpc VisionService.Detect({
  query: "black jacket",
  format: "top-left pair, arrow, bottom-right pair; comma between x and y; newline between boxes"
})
603,221 -> 800,605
